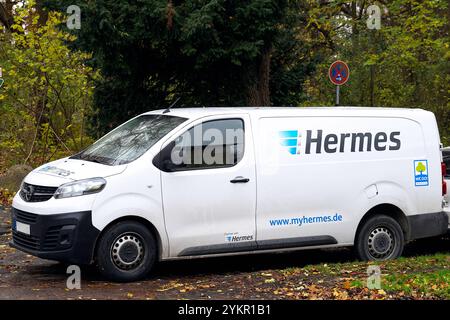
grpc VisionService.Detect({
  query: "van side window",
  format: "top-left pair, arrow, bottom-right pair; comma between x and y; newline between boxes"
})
154,119 -> 245,172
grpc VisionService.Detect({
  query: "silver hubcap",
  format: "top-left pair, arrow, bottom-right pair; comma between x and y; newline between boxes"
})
368,227 -> 395,260
111,233 -> 145,270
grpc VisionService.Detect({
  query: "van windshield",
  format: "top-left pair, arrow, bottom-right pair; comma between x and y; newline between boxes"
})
71,114 -> 187,166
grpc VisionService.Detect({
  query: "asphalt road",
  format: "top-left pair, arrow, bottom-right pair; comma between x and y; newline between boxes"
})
0,206 -> 449,300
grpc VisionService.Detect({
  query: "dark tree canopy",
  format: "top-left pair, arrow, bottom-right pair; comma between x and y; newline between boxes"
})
46,0 -> 319,136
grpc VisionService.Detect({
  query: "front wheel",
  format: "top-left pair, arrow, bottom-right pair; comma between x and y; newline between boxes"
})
96,221 -> 157,282
355,215 -> 404,261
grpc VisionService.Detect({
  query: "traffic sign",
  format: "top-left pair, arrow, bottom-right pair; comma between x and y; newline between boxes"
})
329,60 -> 350,86
329,61 -> 349,106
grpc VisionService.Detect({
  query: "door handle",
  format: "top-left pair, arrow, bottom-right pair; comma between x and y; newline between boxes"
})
230,176 -> 250,183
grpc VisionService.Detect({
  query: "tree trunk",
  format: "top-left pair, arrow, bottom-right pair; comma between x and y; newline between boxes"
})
35,1 -> 49,27
369,64 -> 375,107
247,84 -> 260,106
247,46 -> 272,106
0,0 -> 14,30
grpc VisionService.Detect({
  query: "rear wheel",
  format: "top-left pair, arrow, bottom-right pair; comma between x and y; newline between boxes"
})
355,215 -> 404,261
96,221 -> 157,282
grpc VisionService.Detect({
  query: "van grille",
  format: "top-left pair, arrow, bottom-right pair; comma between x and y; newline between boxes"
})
12,231 -> 40,250
11,209 -> 79,253
42,226 -> 63,250
19,183 -> 58,202
12,225 -> 65,251
14,209 -> 38,224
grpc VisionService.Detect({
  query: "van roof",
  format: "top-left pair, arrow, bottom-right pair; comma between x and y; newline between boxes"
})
144,106 -> 432,119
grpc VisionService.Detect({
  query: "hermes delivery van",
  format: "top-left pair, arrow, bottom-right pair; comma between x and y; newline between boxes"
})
10,107 -> 448,282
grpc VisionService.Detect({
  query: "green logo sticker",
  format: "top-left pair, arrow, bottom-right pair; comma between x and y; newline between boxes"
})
414,160 -> 429,186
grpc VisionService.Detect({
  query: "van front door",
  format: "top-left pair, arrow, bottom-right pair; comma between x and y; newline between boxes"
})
156,115 -> 257,257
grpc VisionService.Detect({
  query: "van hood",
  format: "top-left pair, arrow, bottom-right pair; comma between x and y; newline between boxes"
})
25,158 -> 127,187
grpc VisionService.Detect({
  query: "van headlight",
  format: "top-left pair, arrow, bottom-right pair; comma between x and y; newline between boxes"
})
54,177 -> 106,199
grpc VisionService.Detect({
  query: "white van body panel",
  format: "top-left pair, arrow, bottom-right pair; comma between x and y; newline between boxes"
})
253,113 -> 440,245
12,159 -> 128,216
159,114 -> 257,257
90,155 -> 170,258
11,107 -> 447,265
12,192 -> 97,216
34,158 -> 127,181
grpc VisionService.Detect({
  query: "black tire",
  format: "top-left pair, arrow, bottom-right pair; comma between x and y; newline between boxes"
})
355,215 -> 404,261
96,221 -> 157,282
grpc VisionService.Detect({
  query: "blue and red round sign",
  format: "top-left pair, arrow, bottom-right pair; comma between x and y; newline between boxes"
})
328,60 -> 350,86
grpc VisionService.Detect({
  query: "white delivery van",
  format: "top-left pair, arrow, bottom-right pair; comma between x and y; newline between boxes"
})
10,107 -> 448,282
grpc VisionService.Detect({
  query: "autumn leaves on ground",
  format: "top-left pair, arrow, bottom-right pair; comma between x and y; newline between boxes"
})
0,206 -> 449,300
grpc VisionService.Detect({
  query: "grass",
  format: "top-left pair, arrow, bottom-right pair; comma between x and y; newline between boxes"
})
381,269 -> 450,298
278,252 -> 450,299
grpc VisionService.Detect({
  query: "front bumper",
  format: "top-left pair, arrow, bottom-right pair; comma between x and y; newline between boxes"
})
9,208 -> 100,265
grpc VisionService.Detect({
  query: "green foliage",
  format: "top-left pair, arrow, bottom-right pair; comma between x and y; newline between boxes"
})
301,0 -> 450,144
2,0 -> 448,158
0,1 -> 97,168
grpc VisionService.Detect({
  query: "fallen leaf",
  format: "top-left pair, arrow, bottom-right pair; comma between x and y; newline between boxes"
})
343,280 -> 352,290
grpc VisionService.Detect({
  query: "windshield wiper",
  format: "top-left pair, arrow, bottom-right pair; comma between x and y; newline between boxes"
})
73,153 -> 111,165
85,157 -> 103,164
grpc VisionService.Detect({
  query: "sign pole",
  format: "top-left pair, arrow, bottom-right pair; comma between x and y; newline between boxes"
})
336,85 -> 340,106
